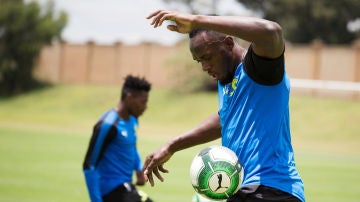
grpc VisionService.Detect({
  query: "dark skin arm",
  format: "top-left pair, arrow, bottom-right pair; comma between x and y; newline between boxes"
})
143,113 -> 221,186
147,10 -> 284,59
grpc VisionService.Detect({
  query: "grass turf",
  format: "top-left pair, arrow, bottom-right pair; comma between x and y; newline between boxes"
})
0,84 -> 359,201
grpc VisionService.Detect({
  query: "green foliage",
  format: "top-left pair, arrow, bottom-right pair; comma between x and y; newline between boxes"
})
166,40 -> 217,93
238,0 -> 359,44
0,0 -> 67,96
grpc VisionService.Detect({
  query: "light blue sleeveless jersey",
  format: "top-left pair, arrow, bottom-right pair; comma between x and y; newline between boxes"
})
218,63 -> 305,202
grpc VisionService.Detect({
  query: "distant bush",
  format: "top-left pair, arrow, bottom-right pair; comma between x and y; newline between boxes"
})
0,0 -> 67,97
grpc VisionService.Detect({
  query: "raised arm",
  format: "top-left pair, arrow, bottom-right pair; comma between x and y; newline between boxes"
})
147,10 -> 284,58
143,113 -> 221,186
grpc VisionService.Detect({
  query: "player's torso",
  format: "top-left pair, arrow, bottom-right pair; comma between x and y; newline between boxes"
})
97,112 -> 138,175
217,63 -> 293,177
101,114 -> 138,166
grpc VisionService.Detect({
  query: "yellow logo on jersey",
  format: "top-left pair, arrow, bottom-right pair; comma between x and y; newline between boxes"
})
229,78 -> 238,96
223,77 -> 238,97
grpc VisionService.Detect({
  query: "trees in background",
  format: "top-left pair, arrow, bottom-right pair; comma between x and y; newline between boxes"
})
237,0 -> 359,44
162,0 -> 359,44
0,0 -> 67,97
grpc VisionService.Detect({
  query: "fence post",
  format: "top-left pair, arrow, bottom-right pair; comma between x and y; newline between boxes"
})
352,39 -> 360,100
353,39 -> 360,83
143,42 -> 152,77
58,40 -> 67,82
114,41 -> 122,82
86,41 -> 95,82
311,40 -> 323,96
311,39 -> 323,80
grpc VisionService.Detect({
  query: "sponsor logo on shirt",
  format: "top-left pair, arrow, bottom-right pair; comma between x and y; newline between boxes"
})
121,131 -> 128,137
223,78 -> 238,97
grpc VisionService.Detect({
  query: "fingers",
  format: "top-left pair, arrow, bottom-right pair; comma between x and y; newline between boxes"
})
143,166 -> 159,187
158,164 -> 169,173
144,166 -> 166,187
142,154 -> 152,173
153,167 -> 164,182
147,10 -> 175,28
144,168 -> 155,186
146,10 -> 162,19
142,153 -> 169,187
167,25 -> 178,32
142,154 -> 154,185
158,13 -> 174,27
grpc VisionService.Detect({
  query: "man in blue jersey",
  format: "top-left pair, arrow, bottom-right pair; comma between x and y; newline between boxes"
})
83,75 -> 153,202
142,10 -> 305,202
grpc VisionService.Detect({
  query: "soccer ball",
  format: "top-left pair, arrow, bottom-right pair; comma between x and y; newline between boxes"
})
189,145 -> 243,200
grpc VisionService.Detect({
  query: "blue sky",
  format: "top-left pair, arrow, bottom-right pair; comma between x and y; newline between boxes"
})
29,0 -> 252,45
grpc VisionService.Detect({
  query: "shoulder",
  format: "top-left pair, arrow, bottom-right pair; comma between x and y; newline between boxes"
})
243,44 -> 285,85
98,110 -> 120,126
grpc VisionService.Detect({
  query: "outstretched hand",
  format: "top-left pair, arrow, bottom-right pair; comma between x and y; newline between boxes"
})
142,145 -> 173,186
146,10 -> 195,34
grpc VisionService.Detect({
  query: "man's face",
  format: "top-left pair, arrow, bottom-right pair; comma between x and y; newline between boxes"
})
126,91 -> 149,118
190,32 -> 235,85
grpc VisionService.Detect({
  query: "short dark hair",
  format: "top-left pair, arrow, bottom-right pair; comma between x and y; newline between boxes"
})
189,29 -> 207,38
189,29 -> 228,41
189,14 -> 219,39
121,75 -> 151,100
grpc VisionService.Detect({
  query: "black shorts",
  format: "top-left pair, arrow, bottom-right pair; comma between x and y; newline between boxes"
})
102,183 -> 153,202
227,185 -> 301,202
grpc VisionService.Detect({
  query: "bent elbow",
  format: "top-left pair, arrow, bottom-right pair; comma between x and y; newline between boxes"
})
265,21 -> 283,42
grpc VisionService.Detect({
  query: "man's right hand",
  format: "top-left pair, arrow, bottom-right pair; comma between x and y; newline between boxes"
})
142,145 -> 173,186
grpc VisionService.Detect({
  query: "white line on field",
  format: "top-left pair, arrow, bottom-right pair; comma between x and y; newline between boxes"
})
291,79 -> 360,92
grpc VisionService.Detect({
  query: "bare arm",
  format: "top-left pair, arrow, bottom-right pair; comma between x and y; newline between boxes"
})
143,113 -> 221,186
147,10 -> 284,58
168,113 -> 221,152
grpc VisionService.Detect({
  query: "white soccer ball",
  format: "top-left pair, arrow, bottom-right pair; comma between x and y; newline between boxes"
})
189,145 -> 243,201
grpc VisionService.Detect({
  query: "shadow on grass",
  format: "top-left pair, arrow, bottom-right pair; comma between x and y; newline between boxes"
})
0,79 -> 54,99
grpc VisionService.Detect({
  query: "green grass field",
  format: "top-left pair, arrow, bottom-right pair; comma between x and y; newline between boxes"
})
0,84 -> 359,202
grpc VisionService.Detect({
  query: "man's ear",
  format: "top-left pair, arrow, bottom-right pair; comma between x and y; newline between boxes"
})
224,36 -> 235,50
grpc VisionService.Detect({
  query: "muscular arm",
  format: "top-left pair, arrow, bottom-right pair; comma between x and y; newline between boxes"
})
168,113 -> 221,153
192,15 -> 284,58
147,10 -> 284,59
143,113 -> 221,186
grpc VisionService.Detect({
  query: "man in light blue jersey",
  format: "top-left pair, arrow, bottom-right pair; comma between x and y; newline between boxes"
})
142,10 -> 305,202
83,75 -> 153,202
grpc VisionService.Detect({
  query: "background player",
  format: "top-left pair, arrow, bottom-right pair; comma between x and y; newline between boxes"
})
83,75 -> 153,202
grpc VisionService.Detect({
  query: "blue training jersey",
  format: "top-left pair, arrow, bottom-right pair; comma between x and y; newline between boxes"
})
83,109 -> 142,201
217,53 -> 305,201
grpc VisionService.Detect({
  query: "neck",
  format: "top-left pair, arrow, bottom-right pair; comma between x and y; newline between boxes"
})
114,102 -> 130,120
234,45 -> 246,66
227,45 -> 245,78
